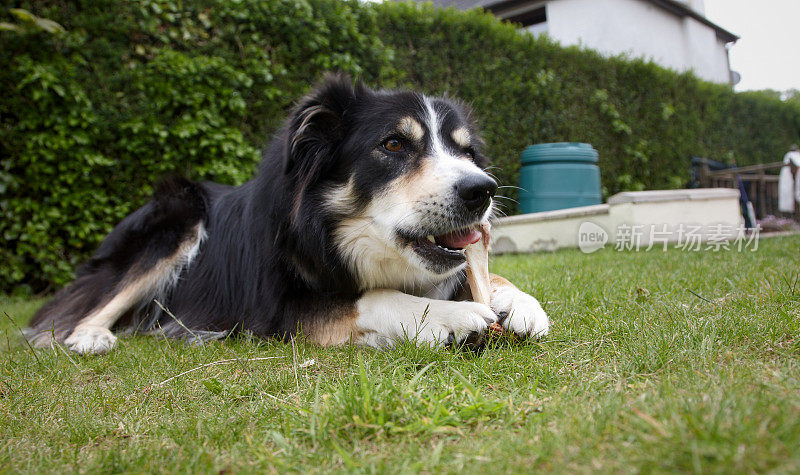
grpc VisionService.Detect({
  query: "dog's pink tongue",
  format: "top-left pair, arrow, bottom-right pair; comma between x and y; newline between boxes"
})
437,228 -> 481,249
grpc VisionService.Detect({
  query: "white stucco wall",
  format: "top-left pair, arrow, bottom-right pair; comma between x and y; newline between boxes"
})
540,0 -> 731,83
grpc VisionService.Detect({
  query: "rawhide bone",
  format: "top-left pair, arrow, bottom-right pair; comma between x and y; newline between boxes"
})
465,222 -> 504,333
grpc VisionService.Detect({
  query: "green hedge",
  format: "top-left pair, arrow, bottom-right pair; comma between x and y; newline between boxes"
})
0,0 -> 393,293
2,0 -> 799,293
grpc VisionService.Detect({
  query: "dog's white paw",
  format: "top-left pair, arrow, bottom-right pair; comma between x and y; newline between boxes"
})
412,300 -> 497,347
64,326 -> 118,354
491,287 -> 549,338
355,290 -> 497,349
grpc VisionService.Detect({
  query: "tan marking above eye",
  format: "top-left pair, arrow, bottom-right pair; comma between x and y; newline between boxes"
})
451,127 -> 471,148
398,116 -> 425,142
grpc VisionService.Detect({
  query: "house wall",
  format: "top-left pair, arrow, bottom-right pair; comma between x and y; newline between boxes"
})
541,0 -> 731,83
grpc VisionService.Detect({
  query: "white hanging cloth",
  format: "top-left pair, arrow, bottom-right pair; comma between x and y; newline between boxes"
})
778,151 -> 800,213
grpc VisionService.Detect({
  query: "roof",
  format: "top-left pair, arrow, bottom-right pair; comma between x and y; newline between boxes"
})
422,0 -> 493,10
645,0 -> 738,42
419,0 -> 739,43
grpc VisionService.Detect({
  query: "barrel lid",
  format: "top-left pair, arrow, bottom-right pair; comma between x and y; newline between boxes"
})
521,142 -> 598,164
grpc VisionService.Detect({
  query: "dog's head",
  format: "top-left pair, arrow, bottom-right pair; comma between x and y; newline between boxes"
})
284,74 -> 496,292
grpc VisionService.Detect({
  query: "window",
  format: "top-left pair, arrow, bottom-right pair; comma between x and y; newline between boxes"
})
506,6 -> 547,29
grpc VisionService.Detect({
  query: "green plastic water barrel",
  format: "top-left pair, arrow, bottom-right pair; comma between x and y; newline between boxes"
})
519,142 -> 601,213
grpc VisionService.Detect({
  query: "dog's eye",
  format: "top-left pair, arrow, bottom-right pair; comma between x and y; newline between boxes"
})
464,149 -> 475,159
383,138 -> 404,153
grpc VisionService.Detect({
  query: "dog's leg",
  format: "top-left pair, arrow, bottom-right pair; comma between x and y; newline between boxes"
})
63,224 -> 206,354
28,177 -> 209,354
62,287 -> 134,355
307,290 -> 497,348
488,274 -> 549,338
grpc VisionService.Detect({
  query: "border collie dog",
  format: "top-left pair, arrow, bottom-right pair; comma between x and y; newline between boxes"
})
27,74 -> 549,354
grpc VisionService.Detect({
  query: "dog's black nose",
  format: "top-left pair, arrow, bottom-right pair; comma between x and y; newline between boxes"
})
456,174 -> 497,213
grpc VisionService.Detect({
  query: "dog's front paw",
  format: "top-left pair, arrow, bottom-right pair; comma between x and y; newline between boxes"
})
354,290 -> 498,350
64,326 -> 118,354
491,287 -> 549,339
414,300 -> 497,348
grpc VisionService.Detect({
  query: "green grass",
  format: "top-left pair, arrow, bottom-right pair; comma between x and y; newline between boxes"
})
2,235 -> 799,473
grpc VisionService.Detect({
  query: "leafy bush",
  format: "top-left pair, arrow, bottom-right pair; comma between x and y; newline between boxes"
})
0,0 -> 392,293
1,0 -> 799,293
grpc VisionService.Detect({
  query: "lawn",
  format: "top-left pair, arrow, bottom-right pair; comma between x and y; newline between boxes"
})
1,235 -> 799,473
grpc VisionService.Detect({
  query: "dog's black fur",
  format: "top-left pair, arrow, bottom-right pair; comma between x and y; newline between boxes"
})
28,74 -> 504,351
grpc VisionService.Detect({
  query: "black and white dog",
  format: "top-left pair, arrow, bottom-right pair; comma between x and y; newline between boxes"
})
27,74 -> 549,354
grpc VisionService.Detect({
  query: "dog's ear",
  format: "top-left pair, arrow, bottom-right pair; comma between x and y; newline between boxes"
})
283,73 -> 364,175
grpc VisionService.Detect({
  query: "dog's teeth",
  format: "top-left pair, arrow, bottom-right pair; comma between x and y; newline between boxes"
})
426,235 -> 436,244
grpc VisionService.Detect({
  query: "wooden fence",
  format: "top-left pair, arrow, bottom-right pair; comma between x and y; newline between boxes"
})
695,160 -> 791,219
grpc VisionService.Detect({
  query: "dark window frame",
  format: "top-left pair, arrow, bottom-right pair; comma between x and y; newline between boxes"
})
505,6 -> 547,28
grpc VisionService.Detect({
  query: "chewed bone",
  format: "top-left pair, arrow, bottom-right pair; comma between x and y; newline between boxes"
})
465,221 -> 491,305
465,222 -> 503,333
465,221 -> 492,306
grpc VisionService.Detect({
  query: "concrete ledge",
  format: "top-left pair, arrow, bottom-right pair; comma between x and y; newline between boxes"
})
491,188 -> 744,254
494,203 -> 609,225
608,188 -> 739,204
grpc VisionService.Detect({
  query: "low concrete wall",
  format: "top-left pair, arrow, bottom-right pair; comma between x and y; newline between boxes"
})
491,188 -> 743,254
